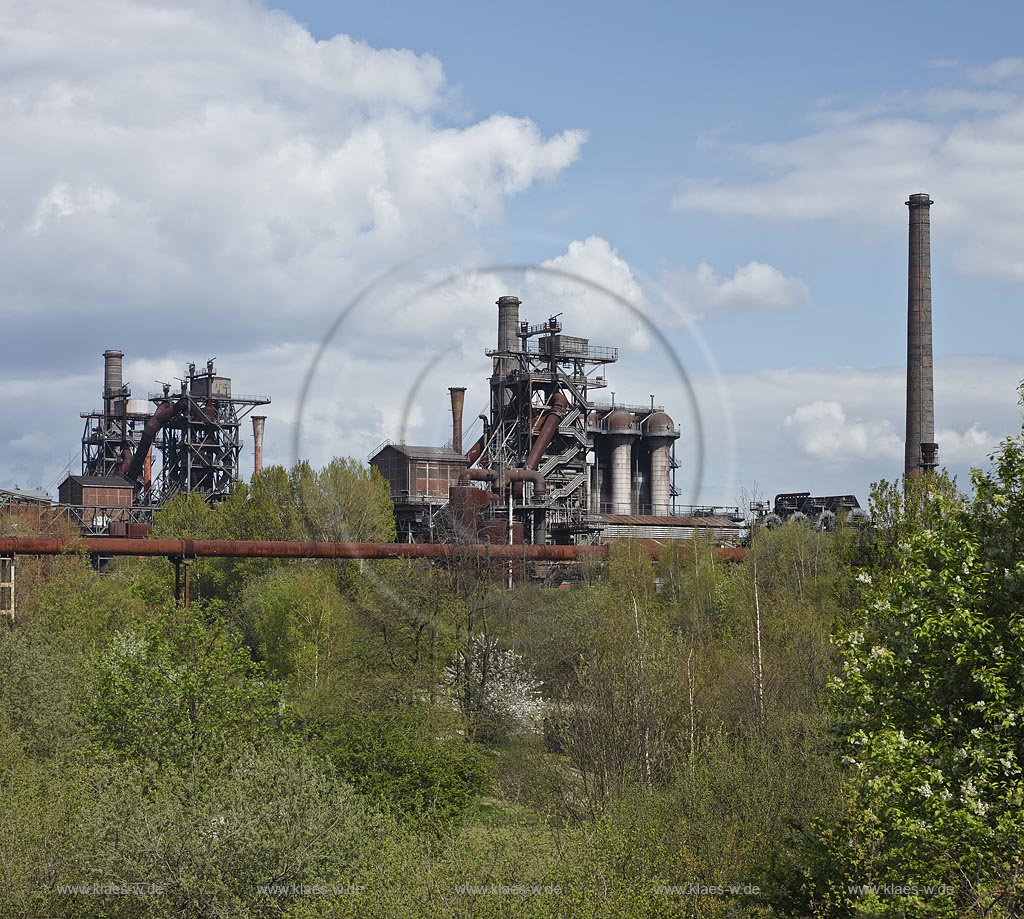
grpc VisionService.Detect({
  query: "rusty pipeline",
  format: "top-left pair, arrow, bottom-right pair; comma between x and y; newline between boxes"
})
0,536 -> 611,561
459,468 -> 498,486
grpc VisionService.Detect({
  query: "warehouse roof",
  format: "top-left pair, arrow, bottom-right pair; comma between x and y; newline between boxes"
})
59,475 -> 133,488
371,443 -> 468,464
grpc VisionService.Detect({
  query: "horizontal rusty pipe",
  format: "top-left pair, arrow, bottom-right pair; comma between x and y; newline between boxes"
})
0,536 -> 746,562
505,468 -> 546,497
0,536 -> 607,561
459,468 -> 498,485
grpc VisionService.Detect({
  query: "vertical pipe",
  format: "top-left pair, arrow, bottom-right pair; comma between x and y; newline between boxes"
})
143,448 -> 152,493
448,387 -> 466,454
905,193 -> 935,480
252,416 -> 266,478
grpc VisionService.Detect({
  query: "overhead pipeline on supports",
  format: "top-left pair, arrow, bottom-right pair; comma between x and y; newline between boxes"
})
0,536 -> 746,562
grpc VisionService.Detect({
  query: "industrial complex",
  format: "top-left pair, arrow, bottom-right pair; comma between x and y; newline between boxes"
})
1,191 -> 941,561
369,295 -> 743,546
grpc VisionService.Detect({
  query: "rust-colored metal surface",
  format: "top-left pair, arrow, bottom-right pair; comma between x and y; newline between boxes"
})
120,398 -> 184,480
448,387 -> 466,455
0,536 -> 608,560
464,433 -> 485,466
0,536 -> 746,562
505,468 -> 546,496
459,468 -> 498,485
252,416 -> 266,477
524,392 -> 569,471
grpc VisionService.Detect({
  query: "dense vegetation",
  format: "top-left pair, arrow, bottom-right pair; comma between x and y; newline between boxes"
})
2,422 -> 1023,916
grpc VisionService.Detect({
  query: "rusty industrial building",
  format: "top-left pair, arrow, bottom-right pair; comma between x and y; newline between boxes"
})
370,295 -> 743,546
52,353 -> 271,535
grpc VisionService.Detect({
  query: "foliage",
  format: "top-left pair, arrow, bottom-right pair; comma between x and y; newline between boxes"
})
10,398 -> 1024,919
813,430 -> 1024,915
83,603 -> 286,766
319,703 -> 491,827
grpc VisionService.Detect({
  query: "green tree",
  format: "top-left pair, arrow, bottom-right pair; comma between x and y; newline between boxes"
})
83,603 -> 285,767
816,434 -> 1024,915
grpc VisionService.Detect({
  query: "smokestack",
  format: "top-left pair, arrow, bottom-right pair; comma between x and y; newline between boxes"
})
905,193 -> 936,480
103,349 -> 123,413
448,387 -> 466,454
496,295 -> 521,378
252,416 -> 266,478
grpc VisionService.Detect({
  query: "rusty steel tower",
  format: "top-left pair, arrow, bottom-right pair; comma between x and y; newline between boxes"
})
905,193 -> 938,479
484,297 -> 618,542
150,359 -> 270,503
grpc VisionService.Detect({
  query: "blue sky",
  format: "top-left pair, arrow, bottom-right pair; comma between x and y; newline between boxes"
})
2,0 -> 1023,504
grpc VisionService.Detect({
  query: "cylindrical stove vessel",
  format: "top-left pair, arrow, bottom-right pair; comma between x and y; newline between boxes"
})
649,441 -> 672,515
606,408 -> 635,514
905,193 -> 935,480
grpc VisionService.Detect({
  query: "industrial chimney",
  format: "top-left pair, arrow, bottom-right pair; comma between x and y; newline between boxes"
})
103,349 -> 124,414
252,416 -> 266,478
905,193 -> 937,480
448,387 -> 466,454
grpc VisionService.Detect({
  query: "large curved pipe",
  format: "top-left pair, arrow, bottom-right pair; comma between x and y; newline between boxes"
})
524,392 -> 569,471
120,399 -> 183,480
505,468 -> 546,497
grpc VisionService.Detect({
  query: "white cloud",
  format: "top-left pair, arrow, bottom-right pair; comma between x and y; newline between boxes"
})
661,261 -> 810,320
0,0 -> 593,489
673,61 -> 1024,281
698,355 -> 1024,503
784,400 -> 902,462
970,57 -> 1024,85
935,423 -> 998,464
525,236 -> 651,351
0,0 -> 586,354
